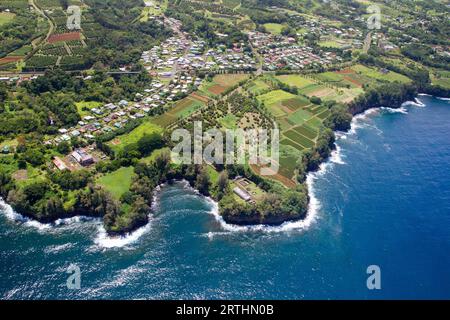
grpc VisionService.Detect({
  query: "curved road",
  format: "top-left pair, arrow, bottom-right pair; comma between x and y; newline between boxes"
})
28,0 -> 55,57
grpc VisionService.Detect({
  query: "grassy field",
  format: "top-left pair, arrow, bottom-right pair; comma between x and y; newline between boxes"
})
219,114 -> 239,129
96,167 -> 134,199
108,121 -> 163,152
351,64 -> 411,83
140,147 -> 170,164
276,75 -> 315,89
76,101 -> 103,117
247,79 -> 270,95
264,23 -> 284,35
0,12 -> 15,26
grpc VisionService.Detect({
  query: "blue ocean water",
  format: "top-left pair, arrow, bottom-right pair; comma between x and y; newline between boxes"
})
1,95 -> 449,300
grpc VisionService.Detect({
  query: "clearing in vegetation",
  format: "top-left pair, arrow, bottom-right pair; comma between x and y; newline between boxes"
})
96,167 -> 134,199
108,121 -> 163,152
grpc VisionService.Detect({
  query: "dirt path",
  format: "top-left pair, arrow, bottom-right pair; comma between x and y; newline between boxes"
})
27,0 -> 56,60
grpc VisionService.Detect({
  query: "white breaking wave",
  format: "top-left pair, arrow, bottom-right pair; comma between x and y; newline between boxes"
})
0,196 -> 153,249
381,106 -> 409,114
0,198 -> 51,231
437,97 -> 450,102
330,144 -> 346,164
94,222 -> 152,249
402,98 -> 426,108
44,243 -> 74,254
348,108 -> 380,135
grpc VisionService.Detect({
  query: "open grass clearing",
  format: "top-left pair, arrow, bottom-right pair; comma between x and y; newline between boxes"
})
108,121 -> 162,152
96,167 -> 134,200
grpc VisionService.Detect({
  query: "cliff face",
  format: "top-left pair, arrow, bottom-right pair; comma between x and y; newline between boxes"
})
222,212 -> 305,226
348,83 -> 418,116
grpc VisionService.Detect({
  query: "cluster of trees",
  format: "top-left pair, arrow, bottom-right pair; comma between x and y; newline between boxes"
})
166,3 -> 247,48
0,7 -> 39,58
324,103 -> 353,131
296,129 -> 336,183
219,188 -> 308,225
348,82 -> 417,115
49,170 -> 92,191
401,44 -> 450,71
117,133 -> 164,165
0,69 -> 156,137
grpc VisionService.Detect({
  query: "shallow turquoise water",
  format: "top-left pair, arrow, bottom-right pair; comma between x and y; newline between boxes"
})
1,95 -> 449,299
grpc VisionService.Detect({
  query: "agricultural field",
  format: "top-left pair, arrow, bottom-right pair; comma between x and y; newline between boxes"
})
351,64 -> 411,84
152,94 -> 207,128
247,79 -> 270,95
275,75 -> 315,90
200,74 -> 250,96
96,167 -> 135,199
108,121 -> 163,153
257,90 -> 298,118
249,80 -> 329,182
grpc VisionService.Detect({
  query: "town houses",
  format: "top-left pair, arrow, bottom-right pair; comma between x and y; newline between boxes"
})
141,35 -> 257,75
248,31 -> 342,71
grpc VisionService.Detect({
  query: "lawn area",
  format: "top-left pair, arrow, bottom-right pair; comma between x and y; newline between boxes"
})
276,75 -> 315,89
108,121 -> 163,152
0,12 -> 15,26
297,83 -> 324,96
315,72 -> 345,82
351,64 -> 411,83
264,23 -> 284,35
76,101 -> 103,117
96,167 -> 134,199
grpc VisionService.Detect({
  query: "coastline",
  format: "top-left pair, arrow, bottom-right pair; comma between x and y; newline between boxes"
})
0,93 -> 444,246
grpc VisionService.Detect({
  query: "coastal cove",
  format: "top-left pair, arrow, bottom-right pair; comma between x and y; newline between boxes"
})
0,88 -> 445,242
1,95 -> 449,299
